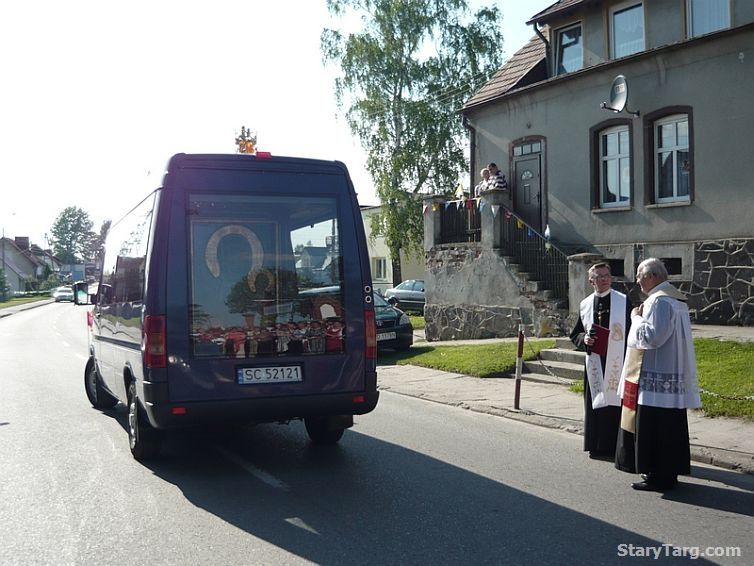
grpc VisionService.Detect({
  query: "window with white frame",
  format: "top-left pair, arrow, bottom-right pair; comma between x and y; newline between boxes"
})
655,114 -> 690,203
687,0 -> 730,38
555,23 -> 583,75
373,257 -> 387,281
611,2 -> 644,59
600,125 -> 631,208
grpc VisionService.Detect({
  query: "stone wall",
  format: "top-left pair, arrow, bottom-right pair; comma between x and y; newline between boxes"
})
689,239 -> 754,326
604,239 -> 753,326
424,243 -> 571,340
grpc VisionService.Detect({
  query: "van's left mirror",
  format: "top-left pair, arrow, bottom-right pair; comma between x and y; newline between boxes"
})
73,281 -> 90,305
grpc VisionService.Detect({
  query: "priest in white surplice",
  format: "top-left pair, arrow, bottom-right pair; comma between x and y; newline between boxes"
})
570,262 -> 631,459
615,258 -> 701,491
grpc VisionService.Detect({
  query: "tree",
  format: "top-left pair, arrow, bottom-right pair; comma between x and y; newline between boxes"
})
321,0 -> 503,284
0,268 -> 10,302
91,220 -> 111,273
49,207 -> 97,264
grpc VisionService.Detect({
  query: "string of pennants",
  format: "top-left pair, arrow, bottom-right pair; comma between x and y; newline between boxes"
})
421,198 -> 527,230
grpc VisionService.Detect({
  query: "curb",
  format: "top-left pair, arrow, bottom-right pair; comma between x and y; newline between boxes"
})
384,388 -> 754,476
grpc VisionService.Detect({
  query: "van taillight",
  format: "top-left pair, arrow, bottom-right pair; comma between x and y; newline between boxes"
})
143,315 -> 167,368
365,310 -> 376,359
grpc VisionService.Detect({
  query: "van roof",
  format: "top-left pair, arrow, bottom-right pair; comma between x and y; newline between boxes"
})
166,153 -> 349,175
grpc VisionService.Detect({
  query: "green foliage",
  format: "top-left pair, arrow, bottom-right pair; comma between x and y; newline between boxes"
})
0,268 -> 10,301
322,0 -> 503,262
0,295 -> 49,309
408,314 -> 425,329
695,339 -> 754,420
384,340 -> 555,378
39,273 -> 64,291
50,206 -> 97,264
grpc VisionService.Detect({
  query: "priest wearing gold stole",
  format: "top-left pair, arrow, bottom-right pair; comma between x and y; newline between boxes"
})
570,263 -> 631,459
615,258 -> 701,491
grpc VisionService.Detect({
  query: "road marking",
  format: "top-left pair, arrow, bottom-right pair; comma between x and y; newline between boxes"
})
216,446 -> 290,491
284,517 -> 320,535
62,341 -> 70,348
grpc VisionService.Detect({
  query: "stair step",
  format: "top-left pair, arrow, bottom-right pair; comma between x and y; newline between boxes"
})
555,337 -> 577,349
518,372 -> 577,386
522,358 -> 583,381
539,348 -> 585,365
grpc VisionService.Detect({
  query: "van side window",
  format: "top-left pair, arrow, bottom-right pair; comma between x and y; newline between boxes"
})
100,192 -> 156,306
188,194 -> 345,358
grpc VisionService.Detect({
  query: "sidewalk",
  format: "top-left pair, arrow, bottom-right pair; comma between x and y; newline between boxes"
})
378,325 -> 754,475
0,298 -> 55,318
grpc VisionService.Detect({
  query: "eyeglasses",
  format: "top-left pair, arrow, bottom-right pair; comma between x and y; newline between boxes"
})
637,272 -> 654,280
590,274 -> 611,281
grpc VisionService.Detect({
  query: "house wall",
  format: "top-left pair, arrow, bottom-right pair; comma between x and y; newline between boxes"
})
449,12 -> 754,328
2,239 -> 38,293
468,26 -> 753,253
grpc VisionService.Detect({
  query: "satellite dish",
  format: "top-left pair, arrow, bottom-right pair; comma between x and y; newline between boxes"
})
609,75 -> 628,112
600,74 -> 640,116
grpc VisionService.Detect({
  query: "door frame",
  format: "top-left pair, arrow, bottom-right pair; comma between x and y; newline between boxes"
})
511,136 -> 547,234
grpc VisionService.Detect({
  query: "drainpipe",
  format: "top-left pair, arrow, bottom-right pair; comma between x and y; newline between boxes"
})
463,115 -> 477,197
532,22 -> 551,78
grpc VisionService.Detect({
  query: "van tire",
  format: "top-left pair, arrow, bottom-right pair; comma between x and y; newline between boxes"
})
127,380 -> 162,460
84,360 -> 118,410
304,416 -> 345,445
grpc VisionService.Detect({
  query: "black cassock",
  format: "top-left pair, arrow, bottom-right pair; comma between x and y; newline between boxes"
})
570,292 -> 631,456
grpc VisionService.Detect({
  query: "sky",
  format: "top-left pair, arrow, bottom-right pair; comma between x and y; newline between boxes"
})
1,0 -> 553,248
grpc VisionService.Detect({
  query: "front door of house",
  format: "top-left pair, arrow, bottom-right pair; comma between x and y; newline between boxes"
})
513,142 -> 543,233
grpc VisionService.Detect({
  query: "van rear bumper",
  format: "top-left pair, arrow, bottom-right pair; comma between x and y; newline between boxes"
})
143,390 -> 379,429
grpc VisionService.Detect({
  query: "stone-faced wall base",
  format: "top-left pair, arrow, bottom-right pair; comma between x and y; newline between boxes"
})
424,303 -> 571,340
689,239 -> 754,326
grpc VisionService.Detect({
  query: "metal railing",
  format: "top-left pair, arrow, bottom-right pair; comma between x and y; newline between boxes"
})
500,207 -> 569,299
439,200 -> 480,244
436,198 -> 569,299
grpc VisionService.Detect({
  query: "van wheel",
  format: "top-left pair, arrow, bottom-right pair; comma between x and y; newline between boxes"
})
127,381 -> 162,460
84,360 -> 118,410
304,417 -> 345,445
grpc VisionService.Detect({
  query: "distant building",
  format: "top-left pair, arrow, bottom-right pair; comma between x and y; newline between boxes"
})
361,205 -> 424,293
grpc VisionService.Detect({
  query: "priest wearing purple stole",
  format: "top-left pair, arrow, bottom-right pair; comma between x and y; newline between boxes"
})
615,258 -> 701,491
570,262 -> 631,459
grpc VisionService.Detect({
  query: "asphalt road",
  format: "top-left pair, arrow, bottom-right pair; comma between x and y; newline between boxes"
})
1,304 -> 752,565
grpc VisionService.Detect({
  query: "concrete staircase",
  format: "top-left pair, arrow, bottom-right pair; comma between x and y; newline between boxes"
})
504,259 -> 567,307
520,337 -> 584,386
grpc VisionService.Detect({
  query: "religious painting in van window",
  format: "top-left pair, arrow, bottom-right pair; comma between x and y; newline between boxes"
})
190,220 -> 282,357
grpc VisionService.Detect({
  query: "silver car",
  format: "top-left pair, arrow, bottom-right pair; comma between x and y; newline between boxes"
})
51,286 -> 74,302
384,279 -> 425,313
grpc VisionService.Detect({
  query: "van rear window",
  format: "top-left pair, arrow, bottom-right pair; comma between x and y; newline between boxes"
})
189,194 -> 346,358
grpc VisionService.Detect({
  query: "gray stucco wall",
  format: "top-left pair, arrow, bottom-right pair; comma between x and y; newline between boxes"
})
467,26 -> 753,251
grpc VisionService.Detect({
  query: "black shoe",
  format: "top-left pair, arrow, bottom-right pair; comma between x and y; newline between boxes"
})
632,478 -> 677,492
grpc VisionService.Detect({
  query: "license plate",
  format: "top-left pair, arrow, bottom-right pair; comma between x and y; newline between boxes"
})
237,365 -> 303,384
377,331 -> 397,341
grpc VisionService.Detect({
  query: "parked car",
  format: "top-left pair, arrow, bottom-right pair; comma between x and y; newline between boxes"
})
384,279 -> 425,313
374,292 -> 413,351
51,286 -> 74,302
